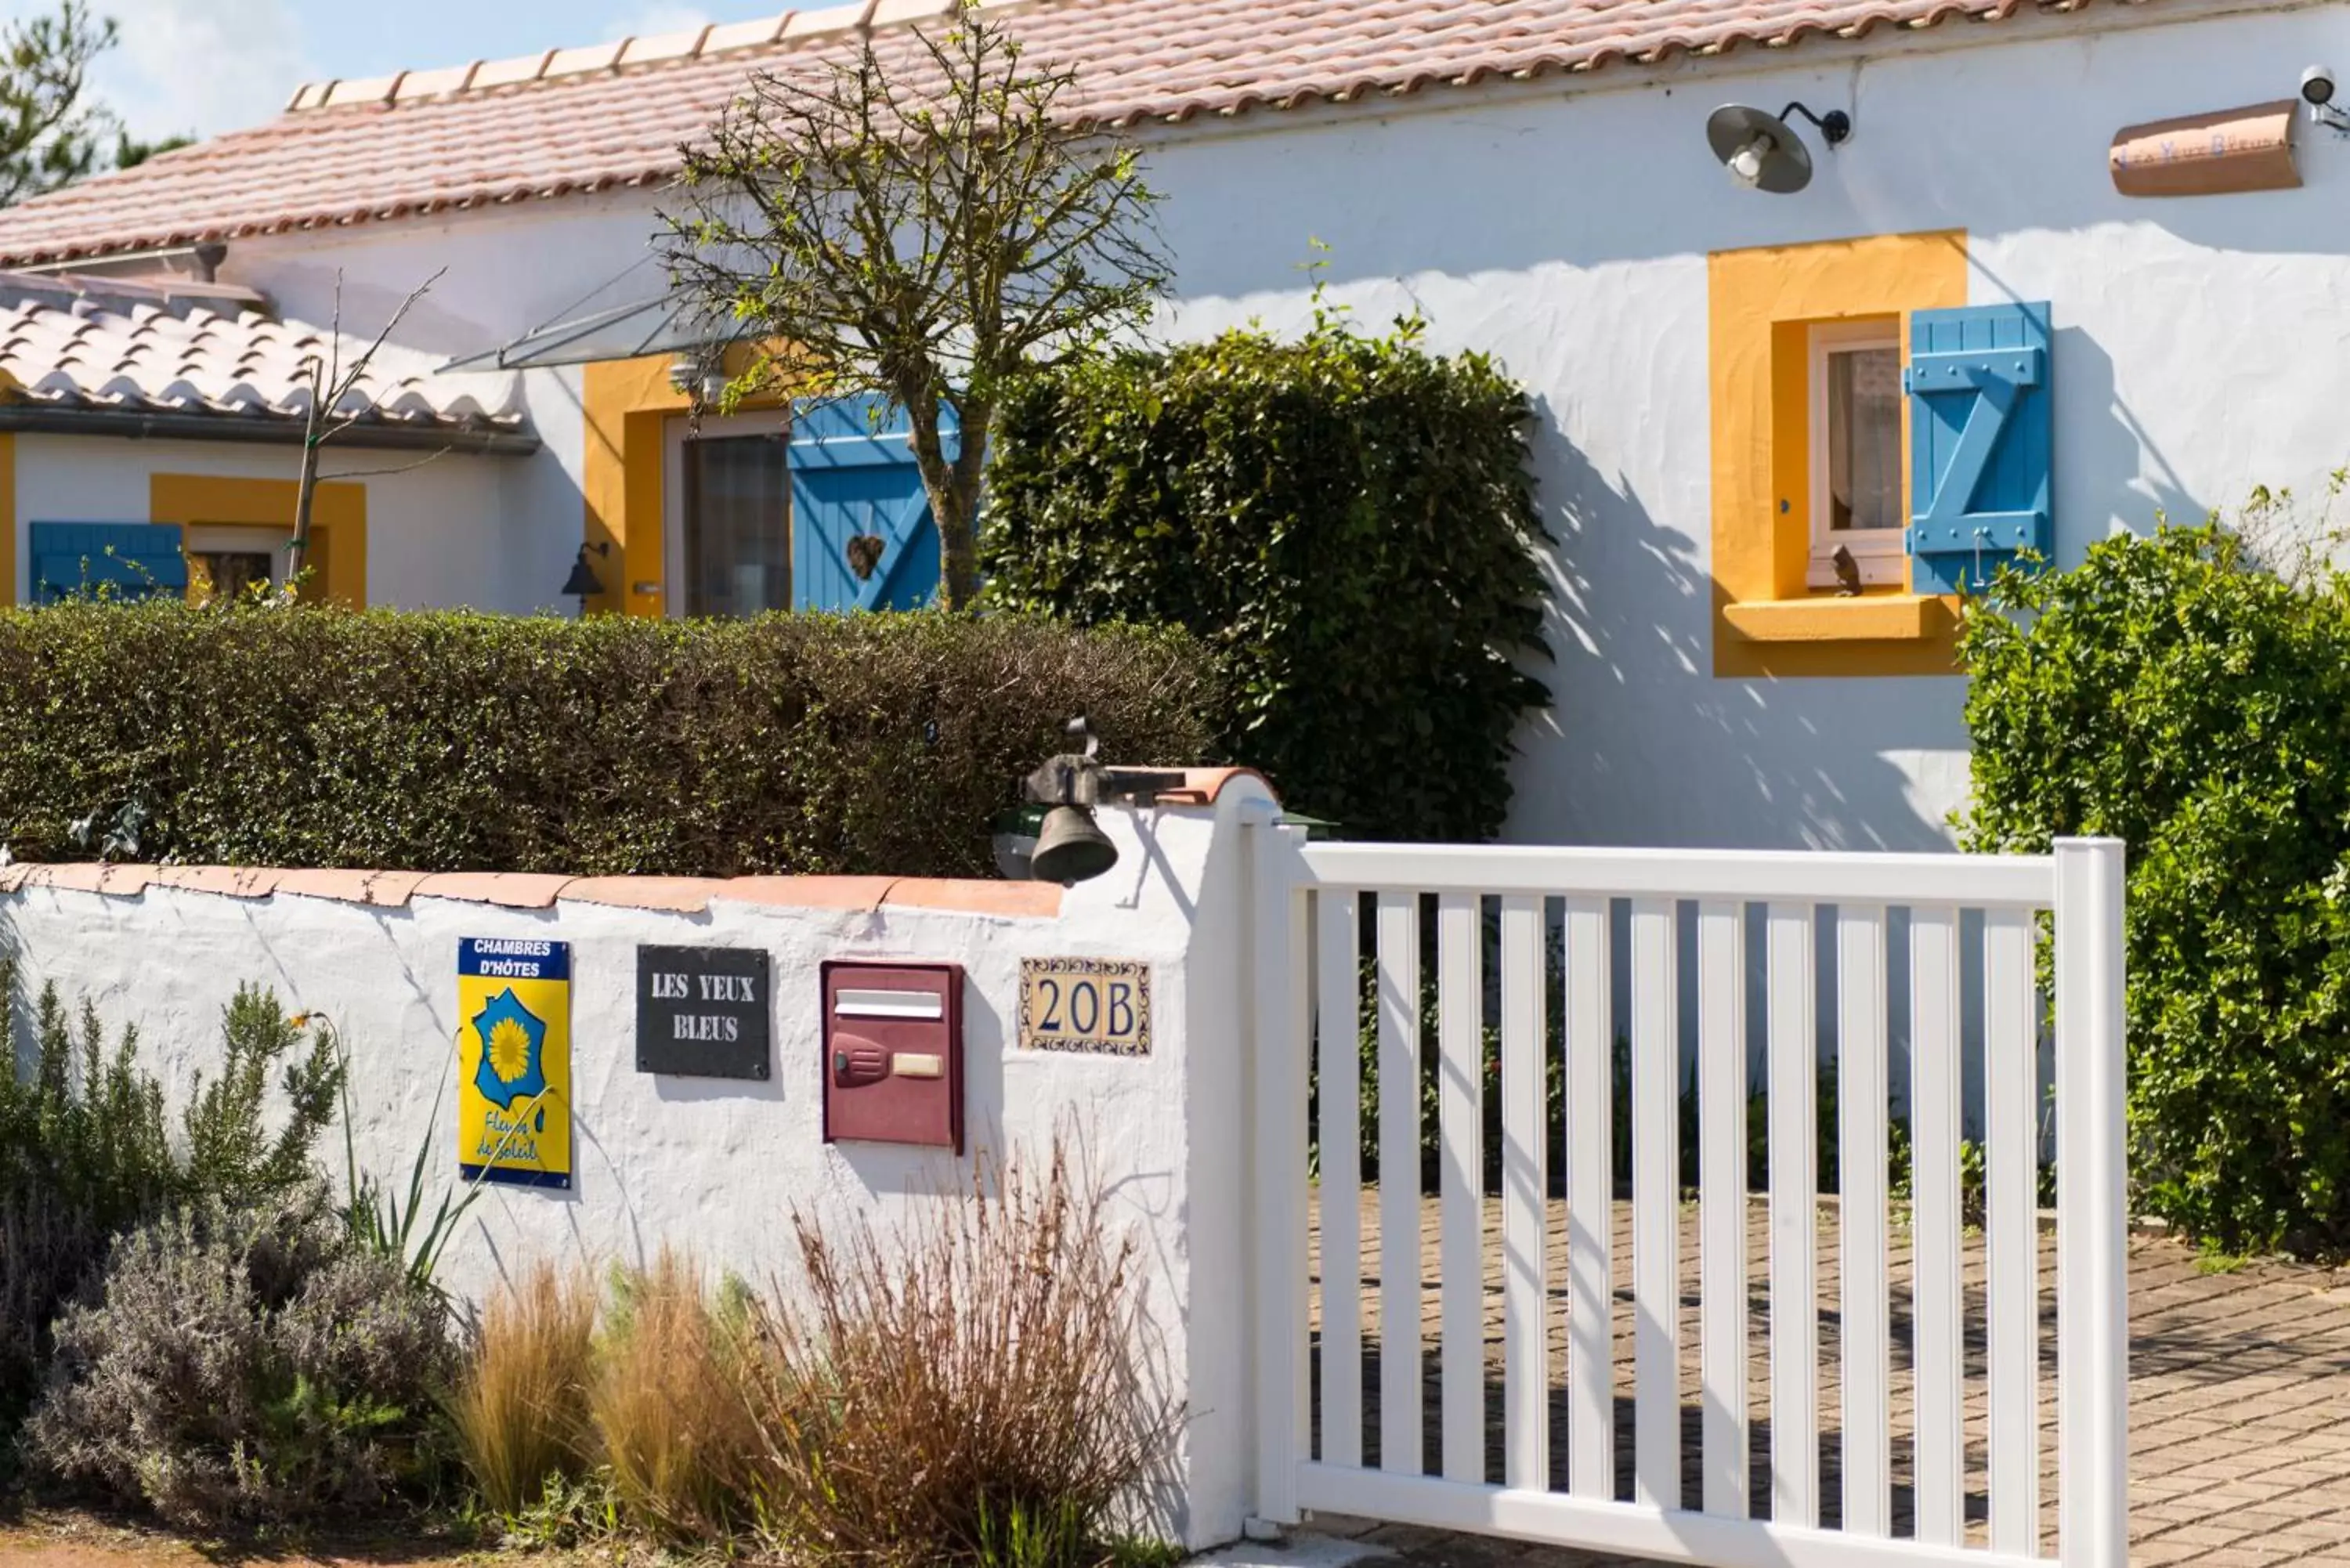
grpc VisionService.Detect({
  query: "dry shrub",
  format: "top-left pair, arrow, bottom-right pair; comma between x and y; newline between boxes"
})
446,1261 -> 595,1517
743,1135 -> 1180,1567
589,1250 -> 762,1544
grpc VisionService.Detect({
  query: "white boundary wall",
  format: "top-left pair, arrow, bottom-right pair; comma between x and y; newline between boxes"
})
0,782 -> 1271,1548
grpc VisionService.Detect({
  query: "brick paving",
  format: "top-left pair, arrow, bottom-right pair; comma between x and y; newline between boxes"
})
1303,1194 -> 2350,1566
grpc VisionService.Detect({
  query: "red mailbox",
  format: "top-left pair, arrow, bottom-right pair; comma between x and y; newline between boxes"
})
821,961 -> 964,1152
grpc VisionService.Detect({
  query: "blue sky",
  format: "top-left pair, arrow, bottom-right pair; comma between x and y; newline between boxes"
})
0,0 -> 790,143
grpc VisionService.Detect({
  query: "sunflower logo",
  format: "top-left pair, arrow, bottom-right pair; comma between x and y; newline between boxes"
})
488,1017 -> 532,1084
469,988 -> 548,1109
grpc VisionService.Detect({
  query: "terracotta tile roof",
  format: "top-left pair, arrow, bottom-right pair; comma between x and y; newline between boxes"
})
0,269 -> 524,435
0,0 -> 2153,266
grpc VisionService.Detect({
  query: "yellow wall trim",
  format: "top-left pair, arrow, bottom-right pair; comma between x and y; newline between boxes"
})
1708,229 -> 1969,678
149,473 -> 367,607
1721,593 -> 1956,644
581,350 -> 796,618
581,356 -> 690,617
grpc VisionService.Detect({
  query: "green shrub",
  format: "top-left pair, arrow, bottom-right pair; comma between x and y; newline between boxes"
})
982,316 -> 1548,841
0,972 -> 341,1438
1961,519 -> 2350,1257
0,603 -> 1214,877
27,1185 -> 454,1526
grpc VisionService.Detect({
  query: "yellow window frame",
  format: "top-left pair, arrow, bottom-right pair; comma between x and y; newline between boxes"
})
1707,229 -> 1969,677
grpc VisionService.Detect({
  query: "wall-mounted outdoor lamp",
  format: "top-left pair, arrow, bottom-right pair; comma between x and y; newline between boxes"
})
1017,717 -> 1186,886
562,541 -> 612,613
668,344 -> 729,406
2302,65 -> 2350,133
1707,101 -> 1851,193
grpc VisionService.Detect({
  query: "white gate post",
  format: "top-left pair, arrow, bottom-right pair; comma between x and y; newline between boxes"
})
2055,836 -> 2128,1568
1244,808 -> 1311,1534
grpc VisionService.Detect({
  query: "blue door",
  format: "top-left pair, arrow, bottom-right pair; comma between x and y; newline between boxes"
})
789,395 -> 953,612
30,522 -> 188,602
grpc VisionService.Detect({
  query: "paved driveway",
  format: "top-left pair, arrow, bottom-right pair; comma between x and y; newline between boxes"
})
1304,1195 -> 2350,1566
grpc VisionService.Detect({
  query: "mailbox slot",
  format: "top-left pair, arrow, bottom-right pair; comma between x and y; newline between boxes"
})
821,961 -> 964,1152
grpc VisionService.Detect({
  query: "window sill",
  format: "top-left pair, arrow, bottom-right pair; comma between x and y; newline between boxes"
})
1720,593 -> 1956,644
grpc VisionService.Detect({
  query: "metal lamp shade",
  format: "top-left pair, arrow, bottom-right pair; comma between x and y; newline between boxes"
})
561,555 -> 606,600
1707,104 -> 1814,193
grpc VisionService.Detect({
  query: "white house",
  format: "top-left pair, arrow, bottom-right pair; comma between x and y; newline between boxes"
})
0,0 -> 2334,852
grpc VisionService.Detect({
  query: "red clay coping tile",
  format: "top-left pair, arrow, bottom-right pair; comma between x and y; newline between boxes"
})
154,865 -> 282,899
411,872 -> 576,909
710,875 -> 898,911
0,0 -> 2162,265
559,875 -> 737,912
271,867 -> 434,905
1160,765 -> 1272,806
21,862 -> 156,895
0,865 -> 1064,916
880,879 -> 1064,917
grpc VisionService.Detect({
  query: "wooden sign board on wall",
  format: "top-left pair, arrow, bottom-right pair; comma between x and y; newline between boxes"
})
2110,100 -> 2301,197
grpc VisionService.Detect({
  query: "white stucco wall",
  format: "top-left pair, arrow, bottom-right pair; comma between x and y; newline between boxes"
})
1141,1 -> 2350,851
0,788 -> 1269,1548
144,0 -> 2350,853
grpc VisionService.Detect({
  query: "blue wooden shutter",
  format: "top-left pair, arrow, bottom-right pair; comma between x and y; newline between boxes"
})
787,395 -> 956,612
1905,302 -> 2053,594
30,522 -> 187,603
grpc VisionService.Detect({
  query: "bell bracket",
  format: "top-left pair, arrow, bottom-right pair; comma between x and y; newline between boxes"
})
1021,717 -> 1186,809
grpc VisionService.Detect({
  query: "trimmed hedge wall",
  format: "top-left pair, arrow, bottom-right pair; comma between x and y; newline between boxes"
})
0,604 -> 1213,879
981,321 -> 1549,842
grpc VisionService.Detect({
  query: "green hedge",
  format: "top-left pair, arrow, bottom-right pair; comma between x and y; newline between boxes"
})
981,320 -> 1549,842
0,603 -> 1213,878
1961,522 -> 2350,1259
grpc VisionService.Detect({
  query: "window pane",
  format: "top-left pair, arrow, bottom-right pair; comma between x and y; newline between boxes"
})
682,432 -> 790,616
1828,346 -> 1902,533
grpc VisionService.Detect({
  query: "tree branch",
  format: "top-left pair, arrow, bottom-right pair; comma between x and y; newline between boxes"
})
658,0 -> 1169,609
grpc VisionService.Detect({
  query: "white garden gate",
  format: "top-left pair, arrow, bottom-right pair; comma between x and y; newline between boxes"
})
1242,823 -> 2127,1568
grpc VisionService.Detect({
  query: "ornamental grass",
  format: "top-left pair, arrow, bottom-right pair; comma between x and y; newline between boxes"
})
445,1261 -> 595,1519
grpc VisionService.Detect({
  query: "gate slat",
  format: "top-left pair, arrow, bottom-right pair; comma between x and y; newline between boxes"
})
1438,892 -> 1484,1483
1564,895 -> 1614,1501
1697,901 -> 1747,1519
1984,908 -> 2041,1555
1631,897 -> 1680,1509
1316,890 -> 1363,1469
1501,894 -> 1549,1490
1911,905 -> 1965,1545
1376,892 -> 1423,1475
1768,904 -> 1819,1528
1838,905 -> 1892,1537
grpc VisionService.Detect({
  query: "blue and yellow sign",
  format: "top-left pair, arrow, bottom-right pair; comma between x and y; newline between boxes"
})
457,938 -> 572,1190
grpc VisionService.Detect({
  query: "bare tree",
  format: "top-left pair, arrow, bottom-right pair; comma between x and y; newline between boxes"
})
288,269 -> 444,587
660,2 -> 1168,610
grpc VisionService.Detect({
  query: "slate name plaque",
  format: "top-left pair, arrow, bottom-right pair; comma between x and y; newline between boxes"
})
637,945 -> 772,1079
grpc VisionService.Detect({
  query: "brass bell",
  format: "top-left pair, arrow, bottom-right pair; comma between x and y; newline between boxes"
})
1029,803 -> 1118,887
